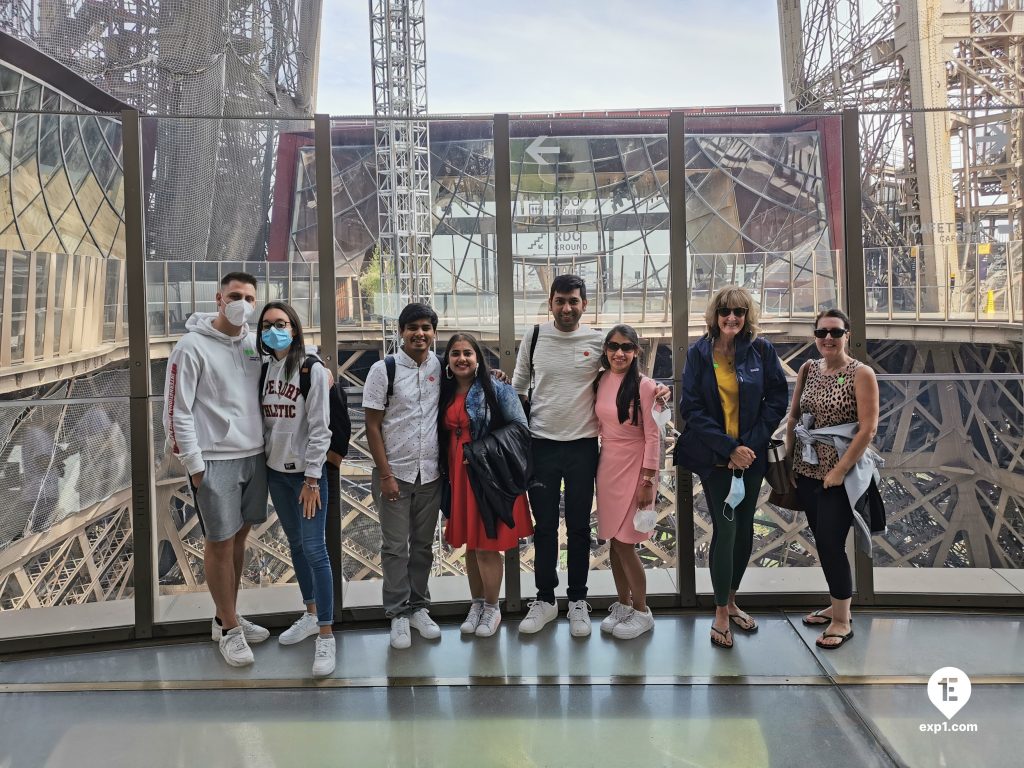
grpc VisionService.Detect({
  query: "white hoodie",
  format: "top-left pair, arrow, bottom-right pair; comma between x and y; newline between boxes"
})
163,313 -> 264,476
261,355 -> 331,479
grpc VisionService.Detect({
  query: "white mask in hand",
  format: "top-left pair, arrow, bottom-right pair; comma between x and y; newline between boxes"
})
223,298 -> 254,327
651,402 -> 672,429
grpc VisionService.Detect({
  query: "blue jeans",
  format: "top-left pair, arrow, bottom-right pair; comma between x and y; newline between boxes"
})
268,468 -> 333,625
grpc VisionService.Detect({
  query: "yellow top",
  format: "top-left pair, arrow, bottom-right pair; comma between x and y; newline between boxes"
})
713,349 -> 740,439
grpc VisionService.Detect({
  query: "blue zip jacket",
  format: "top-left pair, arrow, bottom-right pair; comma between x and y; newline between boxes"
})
673,334 -> 789,480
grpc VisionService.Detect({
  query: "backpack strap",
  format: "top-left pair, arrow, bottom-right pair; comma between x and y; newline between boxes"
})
298,355 -> 321,400
258,361 -> 269,405
384,354 -> 397,407
527,324 -> 540,398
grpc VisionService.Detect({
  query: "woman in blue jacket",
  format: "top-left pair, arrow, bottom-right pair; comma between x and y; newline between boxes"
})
674,286 -> 788,649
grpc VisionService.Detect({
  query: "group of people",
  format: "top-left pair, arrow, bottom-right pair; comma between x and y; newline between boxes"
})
674,286 -> 880,650
163,269 -> 881,678
362,274 -> 671,647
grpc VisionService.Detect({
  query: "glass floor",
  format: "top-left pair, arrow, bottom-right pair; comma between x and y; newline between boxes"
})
1,610 -> 1021,767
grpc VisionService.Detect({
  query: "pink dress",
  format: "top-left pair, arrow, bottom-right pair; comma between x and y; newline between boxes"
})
595,373 -> 662,543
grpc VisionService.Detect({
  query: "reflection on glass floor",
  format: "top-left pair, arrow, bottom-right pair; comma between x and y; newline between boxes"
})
1,611 -> 1022,768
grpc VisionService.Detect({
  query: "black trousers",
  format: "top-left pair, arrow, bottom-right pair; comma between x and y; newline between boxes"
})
528,437 -> 599,603
796,475 -> 854,600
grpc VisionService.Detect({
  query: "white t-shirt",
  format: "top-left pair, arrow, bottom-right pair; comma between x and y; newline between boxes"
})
362,348 -> 441,484
512,322 -> 603,441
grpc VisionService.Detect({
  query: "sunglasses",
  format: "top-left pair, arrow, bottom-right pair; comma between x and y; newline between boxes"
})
814,328 -> 848,339
716,307 -> 747,318
606,341 -> 638,353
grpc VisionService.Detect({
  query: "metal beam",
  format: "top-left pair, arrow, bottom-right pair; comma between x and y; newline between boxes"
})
122,108 -> 155,638
669,110 -> 695,607
314,112 -> 343,618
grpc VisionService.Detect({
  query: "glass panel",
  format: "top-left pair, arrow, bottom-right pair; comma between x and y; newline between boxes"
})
873,376 -> 1024,593
507,117 -> 675,598
684,113 -> 845,596
146,116 -> 318,624
0,398 -> 134,639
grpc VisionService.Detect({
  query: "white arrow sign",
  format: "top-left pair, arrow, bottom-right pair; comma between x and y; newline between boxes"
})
526,136 -> 560,165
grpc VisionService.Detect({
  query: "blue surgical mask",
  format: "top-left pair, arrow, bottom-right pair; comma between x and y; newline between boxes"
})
261,328 -> 292,351
723,470 -> 745,522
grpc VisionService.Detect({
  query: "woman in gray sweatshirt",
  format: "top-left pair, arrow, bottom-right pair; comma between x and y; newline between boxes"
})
257,301 -> 335,677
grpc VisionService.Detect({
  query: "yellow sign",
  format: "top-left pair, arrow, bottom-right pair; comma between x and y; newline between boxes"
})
979,243 -> 991,255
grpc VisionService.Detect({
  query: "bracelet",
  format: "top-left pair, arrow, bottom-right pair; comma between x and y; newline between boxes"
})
379,473 -> 394,481
303,482 -> 319,491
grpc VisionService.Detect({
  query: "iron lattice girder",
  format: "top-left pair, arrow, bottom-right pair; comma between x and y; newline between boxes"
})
369,0 -> 432,350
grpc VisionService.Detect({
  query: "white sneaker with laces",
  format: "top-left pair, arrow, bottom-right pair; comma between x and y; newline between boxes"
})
518,599 -> 558,634
279,612 -> 320,645
390,616 -> 411,649
409,608 -> 441,639
612,608 -> 655,639
567,600 -> 593,637
218,626 -> 254,667
599,602 -> 633,634
461,601 -> 484,634
311,635 -> 336,677
212,614 -> 270,644
475,606 -> 501,637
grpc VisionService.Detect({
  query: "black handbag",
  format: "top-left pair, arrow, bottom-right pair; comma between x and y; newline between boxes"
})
765,438 -> 791,494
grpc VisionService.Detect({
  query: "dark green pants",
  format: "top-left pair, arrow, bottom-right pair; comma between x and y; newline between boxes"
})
705,467 -> 763,606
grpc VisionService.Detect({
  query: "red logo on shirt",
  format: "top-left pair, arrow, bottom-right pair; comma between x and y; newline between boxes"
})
428,376 -> 435,382
583,351 -> 590,356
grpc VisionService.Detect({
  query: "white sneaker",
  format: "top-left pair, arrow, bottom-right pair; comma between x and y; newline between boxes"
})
612,608 -> 655,639
409,608 -> 441,639
218,626 -> 254,667
600,602 -> 633,634
279,612 -> 320,645
475,606 -> 501,638
567,600 -> 592,637
212,614 -> 270,644
518,599 -> 558,634
461,601 -> 485,634
390,616 -> 411,649
312,635 -> 336,677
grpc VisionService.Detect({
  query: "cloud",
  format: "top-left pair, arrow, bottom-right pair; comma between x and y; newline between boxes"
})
315,0 -> 784,115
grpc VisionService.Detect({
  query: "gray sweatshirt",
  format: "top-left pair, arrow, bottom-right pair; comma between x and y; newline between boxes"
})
512,321 -> 603,441
261,356 -> 332,479
163,313 -> 264,476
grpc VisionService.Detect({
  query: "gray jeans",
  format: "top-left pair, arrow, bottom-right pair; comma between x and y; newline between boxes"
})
373,470 -> 441,618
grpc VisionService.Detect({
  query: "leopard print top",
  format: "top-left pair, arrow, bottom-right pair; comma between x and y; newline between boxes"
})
794,358 -> 861,479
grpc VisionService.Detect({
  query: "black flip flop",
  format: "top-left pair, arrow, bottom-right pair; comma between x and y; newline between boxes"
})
710,625 -> 733,649
815,629 -> 854,649
729,613 -> 758,632
802,609 -> 831,626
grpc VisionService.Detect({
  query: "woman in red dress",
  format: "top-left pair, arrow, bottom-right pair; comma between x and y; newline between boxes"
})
438,333 -> 533,637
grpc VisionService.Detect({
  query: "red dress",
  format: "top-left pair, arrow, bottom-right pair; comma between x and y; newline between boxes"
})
443,392 -> 534,551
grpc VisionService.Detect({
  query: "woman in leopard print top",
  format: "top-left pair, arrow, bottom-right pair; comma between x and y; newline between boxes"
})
785,308 -> 879,650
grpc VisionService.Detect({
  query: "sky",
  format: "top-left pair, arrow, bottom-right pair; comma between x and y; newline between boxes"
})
315,0 -> 786,116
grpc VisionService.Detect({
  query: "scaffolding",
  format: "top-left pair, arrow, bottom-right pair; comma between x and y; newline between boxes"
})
778,0 -> 1023,304
369,0 -> 432,352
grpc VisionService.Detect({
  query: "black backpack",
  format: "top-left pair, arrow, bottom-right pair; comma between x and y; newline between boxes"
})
260,355 -> 351,458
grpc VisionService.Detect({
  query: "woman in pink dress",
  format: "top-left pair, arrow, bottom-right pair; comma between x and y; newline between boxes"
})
594,324 -> 662,639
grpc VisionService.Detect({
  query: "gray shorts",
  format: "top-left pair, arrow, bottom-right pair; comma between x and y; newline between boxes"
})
188,455 -> 268,542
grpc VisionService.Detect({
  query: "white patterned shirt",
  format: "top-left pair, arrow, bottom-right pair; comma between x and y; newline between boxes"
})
362,348 -> 441,484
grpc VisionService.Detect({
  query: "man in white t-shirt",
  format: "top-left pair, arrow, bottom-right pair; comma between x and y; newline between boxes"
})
512,274 -> 604,637
362,303 -> 444,650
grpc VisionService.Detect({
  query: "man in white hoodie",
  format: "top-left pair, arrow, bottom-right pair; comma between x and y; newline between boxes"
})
163,272 -> 271,666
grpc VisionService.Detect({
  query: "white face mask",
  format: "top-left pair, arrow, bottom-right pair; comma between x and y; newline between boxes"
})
223,298 -> 254,327
651,402 -> 672,429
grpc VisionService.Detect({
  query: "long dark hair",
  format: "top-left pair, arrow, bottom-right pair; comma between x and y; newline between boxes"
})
593,324 -> 642,426
437,333 -> 502,473
256,301 -> 306,380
